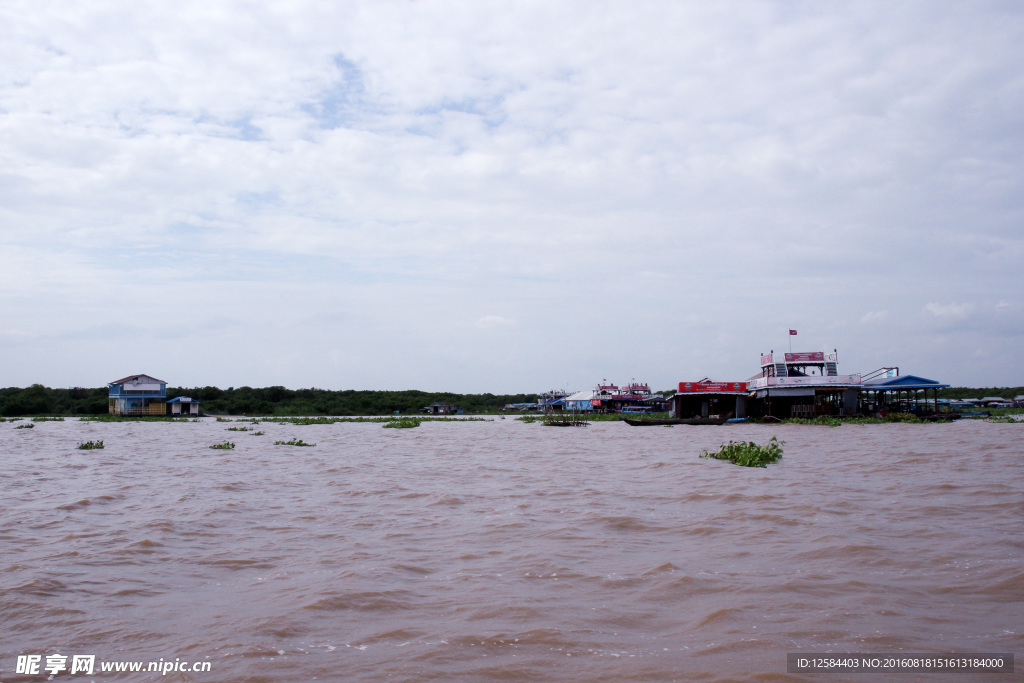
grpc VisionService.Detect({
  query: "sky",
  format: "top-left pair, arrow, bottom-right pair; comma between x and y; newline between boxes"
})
2,0 -> 1023,393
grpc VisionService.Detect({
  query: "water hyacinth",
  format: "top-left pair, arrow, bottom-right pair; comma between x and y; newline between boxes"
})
383,418 -> 421,429
700,436 -> 784,468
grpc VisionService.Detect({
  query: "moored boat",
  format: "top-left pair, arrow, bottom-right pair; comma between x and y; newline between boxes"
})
623,416 -> 728,426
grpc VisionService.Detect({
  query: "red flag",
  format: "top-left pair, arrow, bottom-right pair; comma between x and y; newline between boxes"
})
789,329 -> 797,335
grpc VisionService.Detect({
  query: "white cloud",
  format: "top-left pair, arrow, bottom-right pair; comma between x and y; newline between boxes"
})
860,310 -> 889,324
925,302 -> 975,319
477,315 -> 515,329
1,1 -> 1023,390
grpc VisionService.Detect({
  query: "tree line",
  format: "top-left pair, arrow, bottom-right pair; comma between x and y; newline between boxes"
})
0,384 -> 539,416
2,383 -> 1021,417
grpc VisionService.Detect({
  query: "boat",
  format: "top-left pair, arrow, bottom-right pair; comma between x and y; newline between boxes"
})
678,416 -> 728,425
623,416 -> 728,426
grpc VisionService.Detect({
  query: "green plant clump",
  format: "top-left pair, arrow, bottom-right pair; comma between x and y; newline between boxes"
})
274,438 -> 315,446
701,436 -> 784,468
33,416 -> 65,422
210,441 -> 235,450
383,418 -> 421,429
77,440 -> 104,450
15,423 -> 34,429
783,416 -> 843,427
226,426 -> 249,431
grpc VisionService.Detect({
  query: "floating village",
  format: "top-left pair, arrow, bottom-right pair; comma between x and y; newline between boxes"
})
103,347 -> 1022,423
503,348 -> 1021,423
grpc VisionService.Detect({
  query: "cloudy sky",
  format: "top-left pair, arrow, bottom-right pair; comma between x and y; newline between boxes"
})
2,1 -> 1022,393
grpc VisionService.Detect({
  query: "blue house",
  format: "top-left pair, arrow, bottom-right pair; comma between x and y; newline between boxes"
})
166,395 -> 202,416
108,374 -> 168,416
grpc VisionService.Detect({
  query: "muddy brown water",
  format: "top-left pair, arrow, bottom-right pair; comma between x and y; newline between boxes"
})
2,418 -> 1021,681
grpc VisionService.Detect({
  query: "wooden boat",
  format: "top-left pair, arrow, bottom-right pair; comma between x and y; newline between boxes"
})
623,418 -> 682,426
677,416 -> 728,425
623,416 -> 728,426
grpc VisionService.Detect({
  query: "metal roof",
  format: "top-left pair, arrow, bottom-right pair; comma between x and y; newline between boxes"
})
860,374 -> 949,390
109,374 -> 167,385
566,390 -> 597,401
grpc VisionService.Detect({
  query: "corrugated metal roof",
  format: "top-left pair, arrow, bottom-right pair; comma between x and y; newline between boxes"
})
861,374 -> 949,390
565,390 -> 597,401
109,374 -> 167,385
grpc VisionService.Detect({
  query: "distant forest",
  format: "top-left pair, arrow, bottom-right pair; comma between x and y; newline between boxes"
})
0,384 -> 1021,417
0,384 -> 540,416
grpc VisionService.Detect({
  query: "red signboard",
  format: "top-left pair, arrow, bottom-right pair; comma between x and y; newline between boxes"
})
590,399 -> 602,407
784,352 -> 824,363
678,381 -> 747,393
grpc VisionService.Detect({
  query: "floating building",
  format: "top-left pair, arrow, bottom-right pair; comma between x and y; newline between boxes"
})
747,351 -> 862,418
669,349 -> 951,420
108,374 -> 168,416
670,381 -> 747,419
108,375 -> 201,416
563,381 -> 666,413
421,401 -> 462,415
165,395 -> 202,416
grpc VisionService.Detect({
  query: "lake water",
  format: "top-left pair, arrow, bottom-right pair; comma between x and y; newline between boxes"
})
2,417 -> 1021,681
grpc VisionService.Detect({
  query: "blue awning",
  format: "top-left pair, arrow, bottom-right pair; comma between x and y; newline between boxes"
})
860,375 -> 949,390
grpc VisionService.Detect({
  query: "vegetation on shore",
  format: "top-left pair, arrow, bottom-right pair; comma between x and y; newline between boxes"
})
936,386 -> 1024,400
0,384 -> 538,416
701,436 -> 784,467
986,415 -> 1024,423
2,383 -> 1022,418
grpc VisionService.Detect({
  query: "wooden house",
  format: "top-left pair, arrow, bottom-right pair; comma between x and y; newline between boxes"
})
165,396 -> 201,416
108,374 -> 168,416
422,401 -> 461,415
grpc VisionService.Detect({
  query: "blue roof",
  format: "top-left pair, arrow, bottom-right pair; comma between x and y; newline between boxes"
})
861,375 -> 949,390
